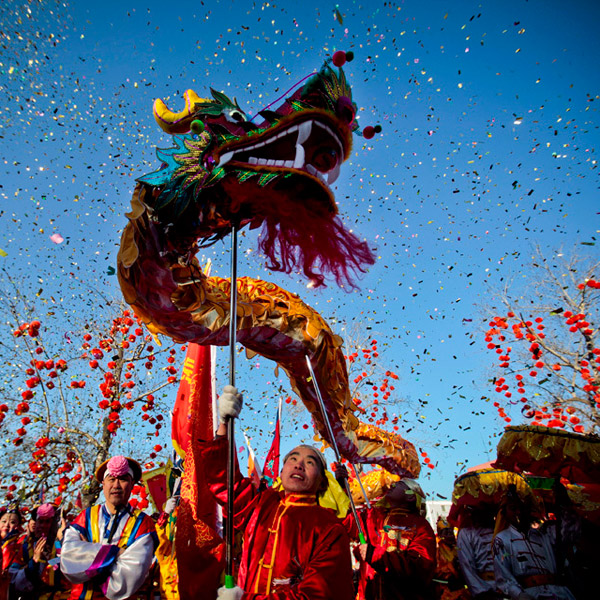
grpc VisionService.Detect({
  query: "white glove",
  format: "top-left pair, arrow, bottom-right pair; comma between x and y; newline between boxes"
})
216,585 -> 244,600
218,385 -> 243,423
163,496 -> 178,514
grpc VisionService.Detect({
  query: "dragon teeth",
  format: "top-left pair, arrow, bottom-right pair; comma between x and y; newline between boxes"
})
247,157 -> 289,167
315,121 -> 344,157
297,121 -> 312,144
293,144 -> 305,169
219,117 -> 342,189
306,164 -> 326,184
219,151 -> 233,166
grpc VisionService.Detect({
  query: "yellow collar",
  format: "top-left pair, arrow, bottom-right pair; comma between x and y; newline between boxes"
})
282,493 -> 318,506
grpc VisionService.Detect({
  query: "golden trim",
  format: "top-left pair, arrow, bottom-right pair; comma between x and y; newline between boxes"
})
254,501 -> 290,594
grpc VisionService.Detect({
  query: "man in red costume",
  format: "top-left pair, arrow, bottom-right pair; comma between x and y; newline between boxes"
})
203,385 -> 354,600
347,478 -> 437,600
60,455 -> 158,600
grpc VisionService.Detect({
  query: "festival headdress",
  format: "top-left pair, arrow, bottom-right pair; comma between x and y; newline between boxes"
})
36,503 -> 56,519
436,515 -> 452,532
95,455 -> 142,482
379,477 -> 427,516
349,466 -> 402,505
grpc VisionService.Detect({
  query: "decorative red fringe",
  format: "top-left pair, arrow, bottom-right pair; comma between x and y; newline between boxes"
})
256,200 -> 376,289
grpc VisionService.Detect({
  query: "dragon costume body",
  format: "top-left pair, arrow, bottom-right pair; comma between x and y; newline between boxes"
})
117,58 -> 420,477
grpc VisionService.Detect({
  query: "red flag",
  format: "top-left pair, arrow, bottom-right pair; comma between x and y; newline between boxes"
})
262,398 -> 282,485
173,343 -> 223,600
172,343 -> 216,457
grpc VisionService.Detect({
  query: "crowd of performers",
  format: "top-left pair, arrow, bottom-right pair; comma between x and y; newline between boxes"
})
0,387 -> 593,600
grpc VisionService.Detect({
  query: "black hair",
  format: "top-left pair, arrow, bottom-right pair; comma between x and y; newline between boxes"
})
0,507 -> 23,525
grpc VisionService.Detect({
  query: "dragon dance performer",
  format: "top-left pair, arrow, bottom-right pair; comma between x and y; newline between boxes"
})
492,489 -> 575,600
9,503 -> 70,600
456,506 -> 499,600
60,456 -> 158,600
345,478 -> 437,600
202,386 -> 354,600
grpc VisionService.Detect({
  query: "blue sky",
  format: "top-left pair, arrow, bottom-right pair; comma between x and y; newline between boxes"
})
1,0 -> 598,499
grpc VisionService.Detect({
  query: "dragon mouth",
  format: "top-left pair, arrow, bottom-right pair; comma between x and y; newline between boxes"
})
214,113 -> 348,188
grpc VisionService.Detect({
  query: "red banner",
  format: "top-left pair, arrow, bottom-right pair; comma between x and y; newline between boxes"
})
172,343 -> 223,600
172,343 -> 214,457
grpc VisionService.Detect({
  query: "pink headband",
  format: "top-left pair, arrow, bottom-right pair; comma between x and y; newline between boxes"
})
105,456 -> 134,479
37,503 -> 55,518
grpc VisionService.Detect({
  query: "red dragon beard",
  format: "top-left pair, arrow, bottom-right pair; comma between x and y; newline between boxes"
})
256,199 -> 376,290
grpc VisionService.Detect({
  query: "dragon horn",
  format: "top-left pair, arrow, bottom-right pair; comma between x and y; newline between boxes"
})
153,89 -> 206,134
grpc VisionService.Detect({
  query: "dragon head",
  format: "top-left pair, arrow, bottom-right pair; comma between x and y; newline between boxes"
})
140,57 -> 375,288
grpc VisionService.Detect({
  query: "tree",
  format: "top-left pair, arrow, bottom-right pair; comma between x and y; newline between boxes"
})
483,249 -> 599,434
0,282 -> 183,508
344,331 -> 435,472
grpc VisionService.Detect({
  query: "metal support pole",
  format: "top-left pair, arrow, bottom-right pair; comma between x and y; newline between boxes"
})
350,462 -> 372,510
225,224 -> 238,589
304,355 -> 369,544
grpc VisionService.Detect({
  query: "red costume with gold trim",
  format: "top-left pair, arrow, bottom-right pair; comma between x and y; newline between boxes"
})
199,436 -> 354,599
347,506 -> 437,600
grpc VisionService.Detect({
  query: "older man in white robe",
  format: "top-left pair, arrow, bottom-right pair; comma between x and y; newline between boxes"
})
60,455 -> 157,600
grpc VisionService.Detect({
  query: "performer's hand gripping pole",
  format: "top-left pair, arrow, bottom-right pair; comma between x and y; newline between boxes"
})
225,224 -> 238,589
304,355 -> 369,544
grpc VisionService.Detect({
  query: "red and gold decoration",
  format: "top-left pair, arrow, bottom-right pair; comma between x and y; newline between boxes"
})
348,466 -> 401,506
494,425 -> 600,484
174,343 -> 223,600
525,475 -> 600,526
447,467 -> 536,526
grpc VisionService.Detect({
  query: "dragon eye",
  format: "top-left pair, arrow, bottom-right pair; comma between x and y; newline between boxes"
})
312,147 -> 338,172
225,109 -> 246,123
